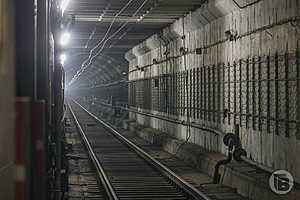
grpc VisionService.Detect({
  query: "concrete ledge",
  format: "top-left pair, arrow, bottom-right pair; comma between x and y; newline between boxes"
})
127,121 -> 300,200
137,128 -> 167,145
128,122 -> 145,134
114,118 -> 124,127
85,104 -> 300,200
123,119 -> 136,130
121,130 -> 136,138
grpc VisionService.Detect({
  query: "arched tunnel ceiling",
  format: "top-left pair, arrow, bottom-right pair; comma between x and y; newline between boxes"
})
64,0 -> 207,88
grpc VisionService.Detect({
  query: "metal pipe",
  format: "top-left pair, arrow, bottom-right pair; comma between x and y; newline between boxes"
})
213,152 -> 233,184
232,0 -> 262,9
213,139 -> 234,184
128,16 -> 300,74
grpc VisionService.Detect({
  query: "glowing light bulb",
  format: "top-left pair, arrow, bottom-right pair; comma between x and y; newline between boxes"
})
60,32 -> 70,46
60,54 -> 67,65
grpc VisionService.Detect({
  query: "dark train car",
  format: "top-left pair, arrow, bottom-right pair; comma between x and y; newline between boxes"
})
0,0 -> 67,199
0,0 -> 16,199
3,0 -> 300,200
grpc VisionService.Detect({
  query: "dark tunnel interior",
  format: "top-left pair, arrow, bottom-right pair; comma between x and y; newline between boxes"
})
1,0 -> 300,199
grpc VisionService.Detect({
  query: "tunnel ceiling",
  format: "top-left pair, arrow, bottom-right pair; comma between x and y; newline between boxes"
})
64,0 -> 206,88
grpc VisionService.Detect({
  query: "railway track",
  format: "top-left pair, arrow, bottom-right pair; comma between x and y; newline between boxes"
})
65,114 -> 108,199
68,100 -> 211,200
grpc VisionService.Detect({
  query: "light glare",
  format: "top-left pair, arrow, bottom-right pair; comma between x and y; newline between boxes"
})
60,32 -> 70,46
61,0 -> 70,14
60,54 -> 67,65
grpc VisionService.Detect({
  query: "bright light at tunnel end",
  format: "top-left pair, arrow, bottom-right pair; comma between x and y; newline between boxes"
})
60,54 -> 67,65
60,32 -> 70,46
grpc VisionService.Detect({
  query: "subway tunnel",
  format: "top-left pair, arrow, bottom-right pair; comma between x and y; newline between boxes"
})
1,0 -> 300,199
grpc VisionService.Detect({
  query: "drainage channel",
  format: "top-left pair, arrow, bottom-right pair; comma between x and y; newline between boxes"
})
68,99 -> 211,200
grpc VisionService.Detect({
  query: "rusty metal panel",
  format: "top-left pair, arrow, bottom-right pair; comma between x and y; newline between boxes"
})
258,56 -> 262,131
246,59 -> 249,128
152,78 -> 159,111
196,68 -> 200,119
252,58 -> 256,130
201,67 -> 204,120
31,101 -> 46,200
0,0 -> 3,75
189,69 -> 192,118
217,64 -> 221,123
173,72 -> 176,115
0,0 -> 15,199
176,72 -> 179,115
275,53 -> 279,135
212,65 -> 216,122
127,51 -> 300,140
222,63 -> 226,124
239,60 -> 243,125
183,71 -> 187,116
207,65 -> 211,122
193,68 -> 196,119
0,0 -> 2,54
204,66 -> 207,121
227,63 -> 231,125
296,46 -> 300,140
284,52 -> 289,137
180,71 -> 183,115
233,61 -> 237,125
267,56 -> 271,133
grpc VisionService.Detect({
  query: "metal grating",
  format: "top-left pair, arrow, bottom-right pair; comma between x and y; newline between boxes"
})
128,48 -> 300,138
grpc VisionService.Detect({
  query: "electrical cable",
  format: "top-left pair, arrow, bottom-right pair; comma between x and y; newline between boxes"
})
232,0 -> 261,9
69,0 -> 149,86
182,16 -> 192,145
82,0 -> 135,66
68,0 -> 135,84
85,26 -> 96,48
86,0 -> 149,66
160,17 -> 192,161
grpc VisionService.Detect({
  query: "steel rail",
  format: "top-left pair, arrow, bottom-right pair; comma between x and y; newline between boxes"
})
68,102 -> 119,200
92,100 -> 298,183
72,99 -> 212,200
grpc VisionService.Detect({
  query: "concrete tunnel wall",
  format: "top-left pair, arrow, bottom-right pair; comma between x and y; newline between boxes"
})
127,0 -> 300,182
